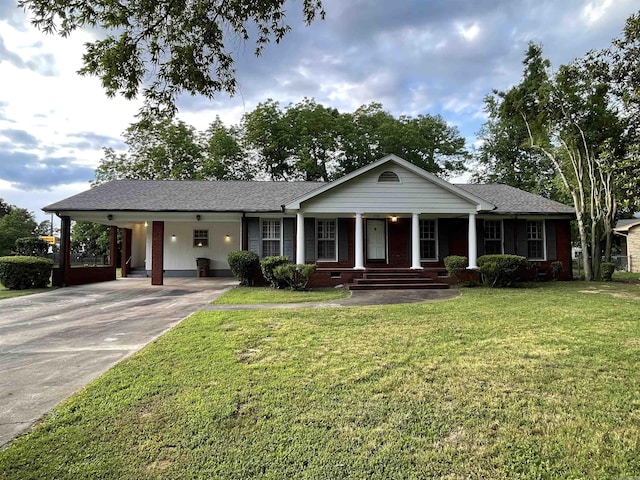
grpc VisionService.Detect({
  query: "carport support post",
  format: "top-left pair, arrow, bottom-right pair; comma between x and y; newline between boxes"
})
121,228 -> 132,277
109,226 -> 117,268
151,221 -> 164,285
58,215 -> 71,287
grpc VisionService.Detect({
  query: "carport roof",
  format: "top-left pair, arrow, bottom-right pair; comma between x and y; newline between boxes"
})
43,180 -> 325,213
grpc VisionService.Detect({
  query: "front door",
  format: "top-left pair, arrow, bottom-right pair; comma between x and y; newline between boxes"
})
367,219 -> 386,261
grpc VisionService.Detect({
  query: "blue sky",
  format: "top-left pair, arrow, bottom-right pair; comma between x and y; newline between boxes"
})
0,0 -> 638,224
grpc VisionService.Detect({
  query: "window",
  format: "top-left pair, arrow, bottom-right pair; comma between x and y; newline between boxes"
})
419,219 -> 437,260
378,171 -> 400,182
317,219 -> 337,261
262,219 -> 281,257
484,220 -> 502,254
193,229 -> 208,247
527,220 -> 545,260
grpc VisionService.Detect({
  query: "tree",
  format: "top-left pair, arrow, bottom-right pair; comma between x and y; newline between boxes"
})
0,199 -> 11,218
19,0 -> 324,115
71,222 -> 111,258
482,43 -> 626,280
0,208 -> 37,255
202,118 -> 256,180
242,100 -> 295,180
284,98 -> 341,181
95,117 -> 205,183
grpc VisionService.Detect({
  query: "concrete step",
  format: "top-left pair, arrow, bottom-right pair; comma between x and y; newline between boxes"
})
355,277 -> 436,285
348,282 -> 449,290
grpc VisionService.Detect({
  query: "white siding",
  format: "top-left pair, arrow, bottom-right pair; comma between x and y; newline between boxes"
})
145,221 -> 241,272
301,164 -> 476,214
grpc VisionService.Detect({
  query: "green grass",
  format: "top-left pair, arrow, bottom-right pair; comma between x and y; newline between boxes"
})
613,270 -> 640,282
0,285 -> 52,300
1,282 -> 640,479
212,286 -> 351,304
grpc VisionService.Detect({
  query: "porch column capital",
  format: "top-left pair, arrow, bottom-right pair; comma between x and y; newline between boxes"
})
468,212 -> 478,269
354,212 -> 365,270
295,211 -> 305,265
410,212 -> 423,270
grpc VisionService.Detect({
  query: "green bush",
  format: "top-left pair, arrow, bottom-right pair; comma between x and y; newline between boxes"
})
444,255 -> 468,277
477,254 -> 528,287
0,256 -> 53,289
260,256 -> 291,289
15,237 -> 50,257
227,251 -> 259,286
550,261 -> 563,281
273,264 -> 317,291
600,262 -> 615,282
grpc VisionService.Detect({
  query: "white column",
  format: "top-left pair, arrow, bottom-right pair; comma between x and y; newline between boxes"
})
468,212 -> 478,269
354,212 -> 365,270
296,211 -> 305,264
411,212 -> 423,270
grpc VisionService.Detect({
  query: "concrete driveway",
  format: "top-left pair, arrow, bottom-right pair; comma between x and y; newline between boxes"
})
0,277 -> 237,447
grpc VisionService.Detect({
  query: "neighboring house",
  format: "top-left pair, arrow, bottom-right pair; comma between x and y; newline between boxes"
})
43,155 -> 575,287
614,218 -> 640,272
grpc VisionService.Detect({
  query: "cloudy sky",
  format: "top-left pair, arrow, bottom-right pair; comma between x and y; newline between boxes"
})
0,0 -> 638,225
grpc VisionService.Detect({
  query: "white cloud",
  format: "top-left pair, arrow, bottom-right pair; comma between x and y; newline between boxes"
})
581,0 -> 614,25
456,22 -> 481,42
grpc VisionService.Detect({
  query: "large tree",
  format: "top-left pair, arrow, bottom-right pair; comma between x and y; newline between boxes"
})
479,43 -> 627,280
19,0 -> 324,115
0,207 -> 37,255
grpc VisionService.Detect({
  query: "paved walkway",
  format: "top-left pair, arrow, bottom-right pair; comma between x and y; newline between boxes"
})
0,278 -> 458,448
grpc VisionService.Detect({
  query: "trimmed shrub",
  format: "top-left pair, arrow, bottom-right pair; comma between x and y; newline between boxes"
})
15,237 -> 50,257
260,256 -> 291,289
600,262 -> 615,282
477,254 -> 528,287
550,261 -> 563,281
444,255 -> 468,277
0,256 -> 53,289
227,250 -> 259,286
273,264 -> 317,291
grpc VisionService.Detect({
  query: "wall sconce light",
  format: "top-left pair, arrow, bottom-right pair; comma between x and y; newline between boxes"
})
107,214 -> 113,221
225,234 -> 231,243
391,216 -> 398,223
171,234 -> 176,241
196,214 -> 201,221
144,221 -> 148,227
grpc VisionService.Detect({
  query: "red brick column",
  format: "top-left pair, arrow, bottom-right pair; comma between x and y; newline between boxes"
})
55,215 -> 72,287
109,226 -> 118,266
151,221 -> 164,285
121,228 -> 132,277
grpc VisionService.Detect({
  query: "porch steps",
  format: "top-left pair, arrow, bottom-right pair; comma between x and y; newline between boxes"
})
347,269 -> 449,291
126,267 -> 148,278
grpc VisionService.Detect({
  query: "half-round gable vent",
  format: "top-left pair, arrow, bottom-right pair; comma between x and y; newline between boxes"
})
378,171 -> 400,183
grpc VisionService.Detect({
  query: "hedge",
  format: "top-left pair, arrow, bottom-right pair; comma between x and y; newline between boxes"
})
227,251 -> 259,286
477,254 -> 528,287
0,256 -> 54,290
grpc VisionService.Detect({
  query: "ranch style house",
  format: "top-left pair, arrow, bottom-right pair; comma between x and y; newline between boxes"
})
43,155 -> 575,288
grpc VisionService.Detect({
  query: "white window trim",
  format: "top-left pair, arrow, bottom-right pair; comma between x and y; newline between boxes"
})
193,229 -> 209,248
484,219 -> 504,254
316,218 -> 338,262
526,219 -> 547,261
260,218 -> 283,257
419,218 -> 439,262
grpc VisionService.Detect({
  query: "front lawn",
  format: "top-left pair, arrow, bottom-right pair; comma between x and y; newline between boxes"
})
1,282 -> 639,478
212,286 -> 350,304
0,285 -> 52,300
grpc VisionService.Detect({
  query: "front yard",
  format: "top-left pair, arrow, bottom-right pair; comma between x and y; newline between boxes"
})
1,281 -> 639,478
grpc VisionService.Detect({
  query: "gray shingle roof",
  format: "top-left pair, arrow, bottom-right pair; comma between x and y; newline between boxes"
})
43,179 -> 575,215
43,180 -> 324,213
456,184 -> 574,215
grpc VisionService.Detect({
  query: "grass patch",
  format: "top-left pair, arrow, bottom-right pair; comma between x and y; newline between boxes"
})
212,286 -> 350,305
2,281 -> 640,478
0,285 -> 52,300
613,270 -> 640,283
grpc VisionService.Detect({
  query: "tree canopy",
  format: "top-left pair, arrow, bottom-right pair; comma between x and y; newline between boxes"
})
474,12 -> 640,281
19,0 -> 325,115
0,206 -> 38,256
94,100 -> 470,184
